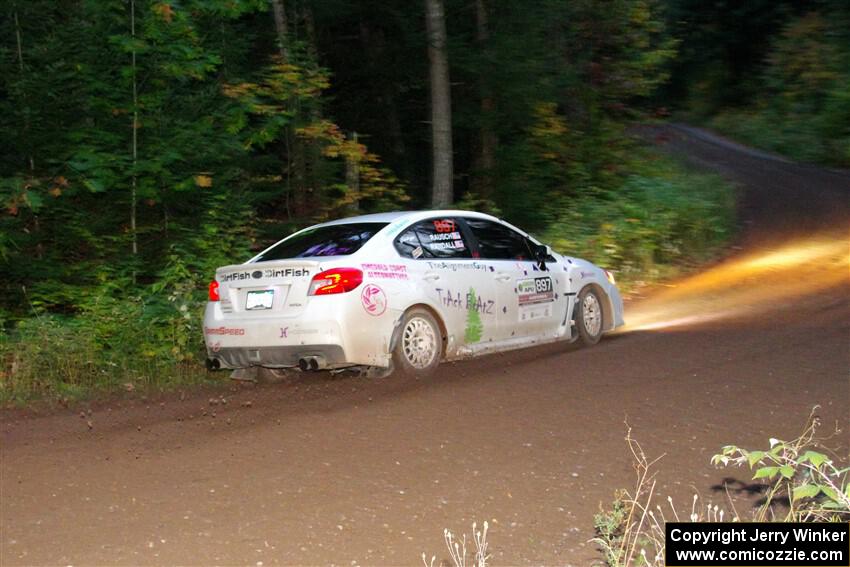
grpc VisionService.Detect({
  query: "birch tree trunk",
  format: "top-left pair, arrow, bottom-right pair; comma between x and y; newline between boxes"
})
425,0 -> 453,207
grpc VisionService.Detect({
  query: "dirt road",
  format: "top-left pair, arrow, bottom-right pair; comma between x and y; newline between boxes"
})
2,125 -> 848,566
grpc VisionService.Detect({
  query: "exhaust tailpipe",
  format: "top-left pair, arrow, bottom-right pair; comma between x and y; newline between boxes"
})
298,355 -> 327,371
206,358 -> 221,371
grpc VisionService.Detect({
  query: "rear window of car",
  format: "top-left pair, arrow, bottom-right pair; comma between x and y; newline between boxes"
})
254,222 -> 388,261
394,218 -> 472,259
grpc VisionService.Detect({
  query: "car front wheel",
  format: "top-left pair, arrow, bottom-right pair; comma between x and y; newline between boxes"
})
392,308 -> 442,377
575,287 -> 604,345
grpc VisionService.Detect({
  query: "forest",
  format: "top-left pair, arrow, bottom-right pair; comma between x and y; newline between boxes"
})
1,0 -> 847,400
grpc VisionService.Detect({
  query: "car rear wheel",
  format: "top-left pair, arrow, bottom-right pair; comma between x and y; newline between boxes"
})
575,287 -> 604,345
392,308 -> 442,377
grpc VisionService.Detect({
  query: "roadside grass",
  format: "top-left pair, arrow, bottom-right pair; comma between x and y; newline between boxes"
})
423,522 -> 490,567
592,409 -> 849,566
591,427 -> 738,566
0,300 -> 216,406
420,409 -> 848,566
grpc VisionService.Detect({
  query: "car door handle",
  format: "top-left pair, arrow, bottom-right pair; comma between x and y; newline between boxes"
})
494,273 -> 512,282
423,273 -> 440,282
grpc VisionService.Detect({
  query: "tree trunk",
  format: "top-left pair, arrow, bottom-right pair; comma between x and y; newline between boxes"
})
13,4 -> 34,173
270,0 -> 301,217
130,0 -> 138,263
345,132 -> 360,214
473,0 -> 497,200
360,22 -> 407,170
270,0 -> 289,61
425,0 -> 453,207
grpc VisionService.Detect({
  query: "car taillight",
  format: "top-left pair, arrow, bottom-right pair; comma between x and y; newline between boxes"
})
604,270 -> 616,285
308,268 -> 363,295
209,280 -> 220,301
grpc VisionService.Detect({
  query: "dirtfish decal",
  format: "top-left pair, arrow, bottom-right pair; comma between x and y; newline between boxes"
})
220,268 -> 310,282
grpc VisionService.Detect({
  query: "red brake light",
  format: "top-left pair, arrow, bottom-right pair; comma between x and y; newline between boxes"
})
208,280 -> 220,301
308,268 -> 363,295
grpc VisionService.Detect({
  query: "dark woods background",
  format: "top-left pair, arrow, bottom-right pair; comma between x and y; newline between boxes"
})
0,0 -> 847,397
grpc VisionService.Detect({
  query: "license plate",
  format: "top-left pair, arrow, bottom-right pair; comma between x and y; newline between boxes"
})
246,290 -> 274,310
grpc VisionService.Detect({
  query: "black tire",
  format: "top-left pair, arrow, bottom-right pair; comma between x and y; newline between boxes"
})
575,287 -> 604,346
391,308 -> 443,377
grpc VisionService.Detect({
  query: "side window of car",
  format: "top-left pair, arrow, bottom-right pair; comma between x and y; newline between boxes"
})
394,218 -> 472,259
464,218 -> 533,260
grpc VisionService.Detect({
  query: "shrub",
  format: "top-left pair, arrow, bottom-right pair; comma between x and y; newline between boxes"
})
0,254 -> 215,403
712,407 -> 849,522
593,411 -> 848,567
541,157 -> 736,292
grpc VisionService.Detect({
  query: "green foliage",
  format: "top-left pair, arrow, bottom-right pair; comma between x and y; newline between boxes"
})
704,9 -> 850,167
712,408 -> 850,522
0,0 -> 734,401
593,411 -> 848,567
593,490 -> 633,566
542,154 -> 736,290
0,306 -> 213,404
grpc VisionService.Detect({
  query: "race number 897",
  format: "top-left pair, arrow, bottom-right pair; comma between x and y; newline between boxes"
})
535,277 -> 552,293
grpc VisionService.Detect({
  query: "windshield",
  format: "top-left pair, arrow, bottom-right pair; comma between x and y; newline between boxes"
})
253,222 -> 388,261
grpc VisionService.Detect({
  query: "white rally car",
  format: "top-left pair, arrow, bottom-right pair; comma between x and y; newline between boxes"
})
204,210 -> 624,376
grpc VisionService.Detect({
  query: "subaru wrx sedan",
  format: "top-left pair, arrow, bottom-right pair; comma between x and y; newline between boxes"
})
204,210 -> 624,376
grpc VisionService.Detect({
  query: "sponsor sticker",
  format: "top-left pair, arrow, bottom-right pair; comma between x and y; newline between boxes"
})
362,263 -> 409,280
517,276 -> 554,305
517,277 -> 555,321
204,326 -> 246,336
220,267 -> 310,282
361,284 -> 387,316
426,261 -> 489,272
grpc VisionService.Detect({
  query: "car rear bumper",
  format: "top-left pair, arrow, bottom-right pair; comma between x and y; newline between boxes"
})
202,296 -> 397,369
210,344 -> 347,369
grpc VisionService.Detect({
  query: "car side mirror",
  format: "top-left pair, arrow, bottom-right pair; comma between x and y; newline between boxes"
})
534,244 -> 551,270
